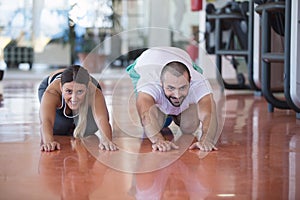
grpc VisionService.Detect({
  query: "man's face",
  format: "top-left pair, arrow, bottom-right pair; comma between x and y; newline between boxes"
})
162,71 -> 190,107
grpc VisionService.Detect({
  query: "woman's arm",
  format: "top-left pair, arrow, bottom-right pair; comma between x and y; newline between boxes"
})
39,84 -> 62,151
91,86 -> 118,151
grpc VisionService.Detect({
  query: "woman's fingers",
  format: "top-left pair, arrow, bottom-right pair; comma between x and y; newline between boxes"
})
40,141 -> 60,152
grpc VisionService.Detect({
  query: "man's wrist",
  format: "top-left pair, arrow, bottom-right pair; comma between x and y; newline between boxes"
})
149,134 -> 165,144
198,135 -> 214,144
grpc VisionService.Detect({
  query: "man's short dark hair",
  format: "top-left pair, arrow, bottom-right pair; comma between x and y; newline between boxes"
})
160,61 -> 191,82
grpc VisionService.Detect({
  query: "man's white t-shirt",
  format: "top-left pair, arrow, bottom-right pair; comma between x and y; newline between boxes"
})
128,46 -> 212,116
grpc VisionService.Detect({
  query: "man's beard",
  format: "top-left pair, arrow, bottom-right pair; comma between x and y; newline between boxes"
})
166,95 -> 184,107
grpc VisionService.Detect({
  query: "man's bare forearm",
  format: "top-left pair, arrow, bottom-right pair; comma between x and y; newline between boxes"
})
198,112 -> 218,144
140,111 -> 165,143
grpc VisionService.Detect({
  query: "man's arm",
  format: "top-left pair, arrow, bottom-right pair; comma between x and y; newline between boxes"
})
189,93 -> 218,152
136,92 -> 178,151
136,92 -> 164,143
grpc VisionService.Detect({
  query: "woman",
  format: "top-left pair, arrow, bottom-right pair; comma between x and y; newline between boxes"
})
38,65 -> 118,152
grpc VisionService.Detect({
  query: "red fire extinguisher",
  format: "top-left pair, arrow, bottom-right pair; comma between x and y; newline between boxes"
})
191,0 -> 203,11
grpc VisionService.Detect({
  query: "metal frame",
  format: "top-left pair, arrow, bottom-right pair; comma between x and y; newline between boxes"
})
206,0 -> 259,90
283,0 -> 300,114
255,0 -> 300,117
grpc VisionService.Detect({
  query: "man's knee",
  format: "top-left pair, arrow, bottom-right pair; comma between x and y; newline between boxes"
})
180,120 -> 200,134
178,104 -> 200,134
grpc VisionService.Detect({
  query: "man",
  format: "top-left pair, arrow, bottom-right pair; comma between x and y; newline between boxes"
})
126,47 -> 218,152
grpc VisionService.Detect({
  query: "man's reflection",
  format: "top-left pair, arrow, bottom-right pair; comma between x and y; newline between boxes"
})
38,138 -> 108,199
134,158 -> 210,200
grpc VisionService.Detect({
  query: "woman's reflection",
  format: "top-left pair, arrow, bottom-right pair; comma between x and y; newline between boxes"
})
38,138 -> 108,199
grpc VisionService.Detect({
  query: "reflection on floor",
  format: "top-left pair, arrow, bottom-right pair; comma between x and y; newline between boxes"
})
0,70 -> 300,200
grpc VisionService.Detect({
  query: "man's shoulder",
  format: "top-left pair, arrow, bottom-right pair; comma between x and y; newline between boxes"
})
137,83 -> 163,100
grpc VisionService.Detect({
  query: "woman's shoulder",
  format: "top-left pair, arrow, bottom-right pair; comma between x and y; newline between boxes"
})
48,68 -> 65,81
40,82 -> 62,109
45,80 -> 62,98
87,83 -> 104,104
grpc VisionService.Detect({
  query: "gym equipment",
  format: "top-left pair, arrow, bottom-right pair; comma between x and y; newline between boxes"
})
4,46 -> 34,69
255,0 -> 300,117
253,1 -> 285,93
288,0 -> 300,117
205,0 -> 259,90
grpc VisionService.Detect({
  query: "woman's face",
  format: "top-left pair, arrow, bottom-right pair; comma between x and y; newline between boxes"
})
61,81 -> 87,111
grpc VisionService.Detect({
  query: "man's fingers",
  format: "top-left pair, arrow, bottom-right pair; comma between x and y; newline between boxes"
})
152,143 -> 166,152
170,142 -> 179,149
50,143 -> 56,151
156,144 -> 166,152
104,143 -> 110,150
152,141 -> 178,152
166,144 -> 171,151
40,145 -> 46,151
199,144 -> 211,152
201,144 -> 218,152
99,142 -> 118,151
189,143 -> 198,150
109,143 -> 118,151
152,144 -> 158,151
199,145 -> 207,152
99,144 -> 105,150
189,142 -> 218,152
161,143 -> 168,151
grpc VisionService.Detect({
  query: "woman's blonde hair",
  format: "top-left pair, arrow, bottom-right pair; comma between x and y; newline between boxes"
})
61,65 -> 91,138
73,84 -> 91,138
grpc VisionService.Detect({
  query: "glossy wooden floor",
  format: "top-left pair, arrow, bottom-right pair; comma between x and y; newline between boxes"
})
0,69 -> 300,200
